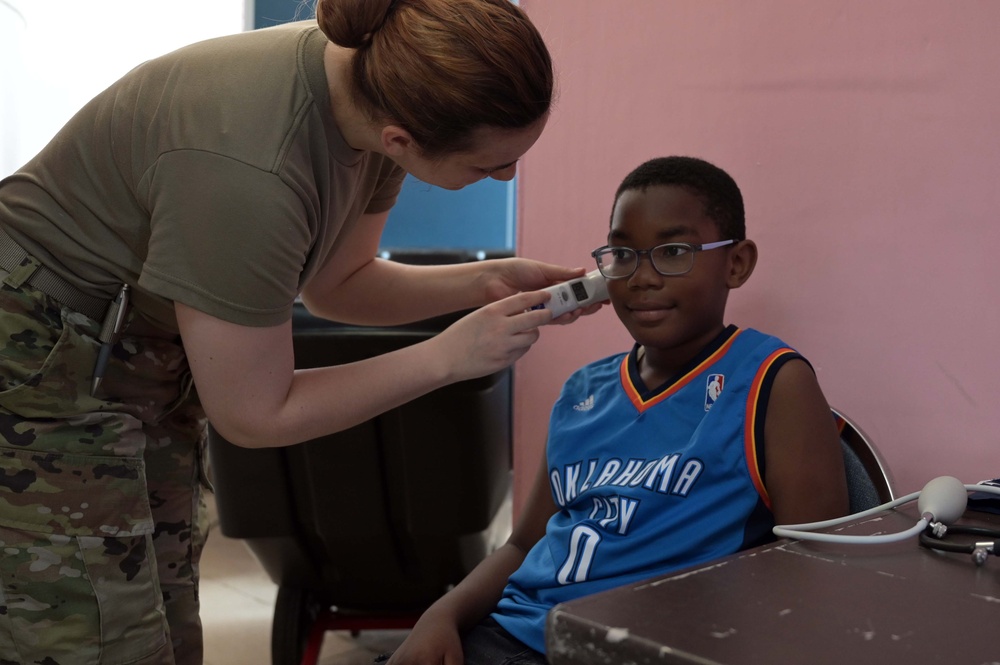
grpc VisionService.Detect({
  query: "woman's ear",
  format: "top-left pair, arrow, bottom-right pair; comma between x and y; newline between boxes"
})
380,125 -> 415,157
726,239 -> 758,289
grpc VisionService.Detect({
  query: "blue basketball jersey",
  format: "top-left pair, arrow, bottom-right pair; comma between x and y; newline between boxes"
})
492,326 -> 802,653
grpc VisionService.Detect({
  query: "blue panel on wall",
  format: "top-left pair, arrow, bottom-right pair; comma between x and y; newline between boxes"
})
253,0 -> 311,28
250,0 -> 516,251
381,175 -> 514,251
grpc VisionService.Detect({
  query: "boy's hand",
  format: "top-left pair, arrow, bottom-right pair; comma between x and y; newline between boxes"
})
385,615 -> 464,665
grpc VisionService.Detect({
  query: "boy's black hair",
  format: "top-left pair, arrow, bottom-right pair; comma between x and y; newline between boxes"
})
612,156 -> 746,240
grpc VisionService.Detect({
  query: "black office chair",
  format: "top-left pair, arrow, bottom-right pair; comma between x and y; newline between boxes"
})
832,407 -> 895,513
208,284 -> 513,665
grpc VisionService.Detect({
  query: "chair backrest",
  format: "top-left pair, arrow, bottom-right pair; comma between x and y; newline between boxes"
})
832,407 -> 895,513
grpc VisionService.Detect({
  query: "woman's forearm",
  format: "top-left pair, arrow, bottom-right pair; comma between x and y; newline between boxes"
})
301,258 -> 498,326
177,293 -> 551,448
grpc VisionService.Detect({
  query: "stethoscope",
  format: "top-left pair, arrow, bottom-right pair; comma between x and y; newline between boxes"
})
919,521 -> 1000,566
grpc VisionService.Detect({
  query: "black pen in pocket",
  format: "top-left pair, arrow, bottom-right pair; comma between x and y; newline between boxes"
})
91,283 -> 130,397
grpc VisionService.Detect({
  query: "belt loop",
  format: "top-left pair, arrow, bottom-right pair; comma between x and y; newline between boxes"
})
2,256 -> 41,290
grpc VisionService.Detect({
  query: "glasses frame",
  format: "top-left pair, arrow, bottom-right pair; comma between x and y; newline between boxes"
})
591,239 -> 737,279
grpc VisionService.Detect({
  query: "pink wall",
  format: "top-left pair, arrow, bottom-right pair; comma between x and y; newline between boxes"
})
513,0 -> 1000,513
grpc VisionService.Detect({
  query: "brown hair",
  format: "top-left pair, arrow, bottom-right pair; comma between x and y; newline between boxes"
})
316,0 -> 553,158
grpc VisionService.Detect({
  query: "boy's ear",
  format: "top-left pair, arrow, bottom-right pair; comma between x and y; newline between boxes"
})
380,125 -> 415,157
726,239 -> 758,288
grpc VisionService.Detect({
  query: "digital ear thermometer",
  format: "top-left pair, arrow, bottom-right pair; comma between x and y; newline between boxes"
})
532,269 -> 609,317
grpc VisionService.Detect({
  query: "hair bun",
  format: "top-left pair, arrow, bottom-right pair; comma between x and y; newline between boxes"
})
316,0 -> 396,49
320,0 -> 552,158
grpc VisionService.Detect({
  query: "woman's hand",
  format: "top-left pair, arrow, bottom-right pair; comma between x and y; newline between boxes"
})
549,300 -> 607,326
482,258 -> 587,301
432,290 -> 552,383
482,258 -> 608,325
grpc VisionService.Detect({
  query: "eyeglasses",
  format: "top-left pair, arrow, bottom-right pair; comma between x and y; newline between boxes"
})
591,239 -> 737,279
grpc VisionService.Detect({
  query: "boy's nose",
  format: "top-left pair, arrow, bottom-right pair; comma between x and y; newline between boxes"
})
627,254 -> 664,287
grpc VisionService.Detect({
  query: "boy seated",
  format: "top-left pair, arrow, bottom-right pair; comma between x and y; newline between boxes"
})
383,156 -> 850,665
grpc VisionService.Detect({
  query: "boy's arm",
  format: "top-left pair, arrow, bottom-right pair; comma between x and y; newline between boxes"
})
763,358 -> 850,525
387,452 -> 557,665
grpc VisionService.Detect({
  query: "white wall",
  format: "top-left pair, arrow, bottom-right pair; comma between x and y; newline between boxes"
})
0,0 -> 246,176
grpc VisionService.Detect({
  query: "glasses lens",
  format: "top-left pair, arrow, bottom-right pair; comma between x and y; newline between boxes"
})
598,247 -> 637,278
651,244 -> 694,275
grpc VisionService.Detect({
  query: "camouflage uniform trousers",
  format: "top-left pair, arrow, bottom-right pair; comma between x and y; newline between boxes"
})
0,276 -> 211,664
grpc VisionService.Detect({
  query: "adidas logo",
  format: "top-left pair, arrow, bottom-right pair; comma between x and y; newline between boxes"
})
573,395 -> 596,412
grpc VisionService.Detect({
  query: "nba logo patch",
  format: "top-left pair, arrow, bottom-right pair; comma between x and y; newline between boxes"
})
705,374 -> 725,411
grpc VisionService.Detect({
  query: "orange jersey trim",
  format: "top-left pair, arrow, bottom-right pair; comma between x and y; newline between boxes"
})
620,329 -> 745,413
743,347 -> 799,510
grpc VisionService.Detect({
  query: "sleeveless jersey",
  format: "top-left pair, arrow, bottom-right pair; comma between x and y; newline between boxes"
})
493,326 -> 802,652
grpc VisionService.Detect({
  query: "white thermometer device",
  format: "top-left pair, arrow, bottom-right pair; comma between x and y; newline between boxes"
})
532,269 -> 609,317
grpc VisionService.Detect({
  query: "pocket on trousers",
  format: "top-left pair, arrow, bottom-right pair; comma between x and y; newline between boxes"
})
0,293 -> 106,419
0,526 -> 168,665
0,443 -> 166,664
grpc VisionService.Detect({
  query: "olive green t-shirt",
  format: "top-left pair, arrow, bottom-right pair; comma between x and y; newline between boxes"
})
0,22 -> 405,331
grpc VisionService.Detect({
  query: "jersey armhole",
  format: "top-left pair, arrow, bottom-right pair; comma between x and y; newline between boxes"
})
744,350 -> 808,507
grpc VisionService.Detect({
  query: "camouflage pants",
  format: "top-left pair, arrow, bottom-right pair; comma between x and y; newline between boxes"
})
0,278 -> 210,665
